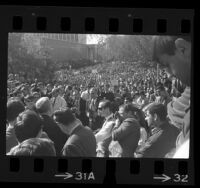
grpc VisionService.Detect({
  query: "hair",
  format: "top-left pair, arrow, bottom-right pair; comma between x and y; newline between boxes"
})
15,110 -> 43,143
148,103 -> 167,121
139,91 -> 145,96
53,109 -> 76,127
35,97 -> 51,114
152,36 -> 191,63
156,85 -> 165,91
99,100 -> 113,111
7,98 -> 25,122
120,103 -> 150,133
7,138 -> 56,156
89,88 -> 96,96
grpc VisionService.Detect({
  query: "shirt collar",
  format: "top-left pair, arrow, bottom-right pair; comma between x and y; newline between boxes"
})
105,113 -> 114,121
69,119 -> 82,135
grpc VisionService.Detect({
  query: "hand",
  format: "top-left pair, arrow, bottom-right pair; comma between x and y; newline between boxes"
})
114,111 -> 120,119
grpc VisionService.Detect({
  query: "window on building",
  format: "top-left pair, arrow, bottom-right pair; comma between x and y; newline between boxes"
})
72,34 -> 75,42
67,34 -> 70,41
63,34 -> 66,41
49,33 -> 53,39
55,34 -> 59,40
45,33 -> 49,38
58,34 -> 62,40
53,34 -> 57,39
75,35 -> 78,42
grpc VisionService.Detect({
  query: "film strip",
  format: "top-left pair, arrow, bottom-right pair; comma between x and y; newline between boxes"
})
0,5 -> 194,185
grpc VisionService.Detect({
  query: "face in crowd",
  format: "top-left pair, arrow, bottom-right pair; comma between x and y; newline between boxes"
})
90,88 -> 97,99
145,110 -> 155,128
118,106 -> 132,121
153,36 -> 191,87
97,101 -> 111,118
47,84 -> 52,92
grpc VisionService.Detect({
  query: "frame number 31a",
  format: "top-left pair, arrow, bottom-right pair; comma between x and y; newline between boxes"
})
75,172 -> 95,181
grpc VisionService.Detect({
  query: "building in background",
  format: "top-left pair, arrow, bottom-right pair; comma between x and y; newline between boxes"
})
34,33 -> 97,62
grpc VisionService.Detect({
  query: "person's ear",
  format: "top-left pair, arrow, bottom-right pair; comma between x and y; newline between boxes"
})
154,114 -> 158,121
175,38 -> 191,58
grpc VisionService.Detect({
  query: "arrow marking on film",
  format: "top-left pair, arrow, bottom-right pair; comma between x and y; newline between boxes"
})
55,172 -> 73,180
153,174 -> 171,182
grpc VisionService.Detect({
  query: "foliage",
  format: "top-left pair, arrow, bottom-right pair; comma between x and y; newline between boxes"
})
94,35 -> 154,67
8,34 -> 156,83
8,33 -> 57,82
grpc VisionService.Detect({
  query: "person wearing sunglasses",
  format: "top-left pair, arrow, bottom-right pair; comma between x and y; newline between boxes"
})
95,100 -> 115,157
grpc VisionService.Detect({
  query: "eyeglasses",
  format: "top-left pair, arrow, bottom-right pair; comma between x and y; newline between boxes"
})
98,107 -> 104,110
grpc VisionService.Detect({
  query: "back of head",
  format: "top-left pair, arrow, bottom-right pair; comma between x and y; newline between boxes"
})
35,97 -> 51,114
7,138 -> 56,156
53,109 -> 76,127
89,87 -> 96,94
99,99 -> 113,112
7,98 -> 25,122
156,84 -> 165,92
148,103 -> 167,121
152,36 -> 191,62
122,103 -> 139,115
15,110 -> 43,143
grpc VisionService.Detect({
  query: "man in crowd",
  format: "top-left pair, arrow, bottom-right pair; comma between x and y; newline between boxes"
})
135,103 -> 179,158
153,36 -> 191,158
87,87 -> 101,130
64,85 -> 74,108
136,91 -> 149,109
13,110 -> 51,144
79,85 -> 92,126
50,87 -> 67,112
46,84 -> 53,98
6,98 -> 25,153
95,100 -> 115,157
37,82 -> 47,97
155,84 -> 171,107
53,109 -> 96,157
7,138 -> 56,156
35,97 -> 69,155
24,95 -> 36,111
99,84 -> 115,102
109,103 -> 141,157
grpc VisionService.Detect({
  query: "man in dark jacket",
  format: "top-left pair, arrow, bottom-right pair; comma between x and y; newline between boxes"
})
53,109 -> 96,157
35,97 -> 68,156
136,103 -> 180,158
6,98 -> 25,153
109,103 -> 141,157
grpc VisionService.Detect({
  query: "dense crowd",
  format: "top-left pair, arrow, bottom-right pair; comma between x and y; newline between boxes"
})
6,36 -> 191,158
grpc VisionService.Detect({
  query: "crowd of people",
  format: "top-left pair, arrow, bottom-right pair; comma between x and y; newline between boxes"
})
6,36 -> 191,158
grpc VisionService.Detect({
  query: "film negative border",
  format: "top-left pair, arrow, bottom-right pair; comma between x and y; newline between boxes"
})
0,6 -> 193,35
1,157 -> 194,184
0,6 -> 194,185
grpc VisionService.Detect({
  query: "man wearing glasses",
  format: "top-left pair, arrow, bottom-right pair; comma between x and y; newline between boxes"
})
95,100 -> 115,157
